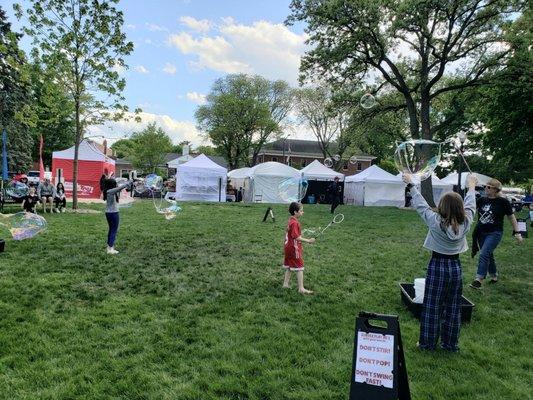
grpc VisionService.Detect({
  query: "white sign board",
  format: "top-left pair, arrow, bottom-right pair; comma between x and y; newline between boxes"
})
354,332 -> 395,388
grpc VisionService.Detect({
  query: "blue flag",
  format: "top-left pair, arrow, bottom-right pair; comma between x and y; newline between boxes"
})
2,129 -> 8,181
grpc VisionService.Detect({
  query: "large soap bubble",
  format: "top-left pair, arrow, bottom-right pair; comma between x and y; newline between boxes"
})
333,154 -> 341,162
6,181 -> 28,198
156,199 -> 182,220
0,212 -> 47,240
278,177 -> 308,203
133,174 -> 163,194
394,140 -> 442,181
349,156 -> 358,164
324,157 -> 333,168
360,93 -> 377,109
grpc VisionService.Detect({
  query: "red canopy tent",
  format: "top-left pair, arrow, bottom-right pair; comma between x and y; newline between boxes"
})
52,140 -> 115,199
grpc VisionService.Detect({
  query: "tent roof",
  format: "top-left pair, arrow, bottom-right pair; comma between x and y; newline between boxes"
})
177,153 -> 227,173
441,172 -> 492,188
228,167 -> 253,179
300,160 -> 344,181
251,161 -> 300,178
345,165 -> 401,183
52,139 -> 115,164
395,172 -> 453,187
167,154 -> 194,167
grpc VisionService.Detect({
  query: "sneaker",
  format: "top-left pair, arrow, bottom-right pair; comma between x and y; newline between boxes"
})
488,278 -> 498,284
106,247 -> 119,255
469,280 -> 482,289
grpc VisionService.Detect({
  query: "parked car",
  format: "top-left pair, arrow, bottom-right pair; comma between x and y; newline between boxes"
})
27,171 -> 40,186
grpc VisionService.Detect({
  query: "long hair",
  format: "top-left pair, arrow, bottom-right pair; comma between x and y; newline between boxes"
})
103,179 -> 119,202
437,192 -> 466,234
56,182 -> 65,192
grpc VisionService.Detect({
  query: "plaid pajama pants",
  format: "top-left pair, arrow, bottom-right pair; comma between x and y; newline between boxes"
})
419,256 -> 462,351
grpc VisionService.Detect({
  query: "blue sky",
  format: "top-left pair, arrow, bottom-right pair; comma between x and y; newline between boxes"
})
4,0 -> 310,146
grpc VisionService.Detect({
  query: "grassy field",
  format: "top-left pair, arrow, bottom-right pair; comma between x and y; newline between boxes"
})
0,200 -> 531,399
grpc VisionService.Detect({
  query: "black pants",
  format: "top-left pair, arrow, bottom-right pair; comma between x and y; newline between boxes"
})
331,196 -> 340,214
54,198 -> 66,209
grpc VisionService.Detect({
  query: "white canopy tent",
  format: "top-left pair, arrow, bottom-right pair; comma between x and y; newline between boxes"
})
246,162 -> 300,203
227,167 -> 253,197
167,155 -> 194,168
441,172 -> 492,188
175,154 -> 227,202
300,160 -> 344,181
344,165 -> 404,206
395,173 -> 454,204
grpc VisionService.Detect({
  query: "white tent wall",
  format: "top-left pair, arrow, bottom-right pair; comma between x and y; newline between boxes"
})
395,173 -> 454,204
243,162 -> 300,204
175,154 -> 227,202
344,165 -> 404,206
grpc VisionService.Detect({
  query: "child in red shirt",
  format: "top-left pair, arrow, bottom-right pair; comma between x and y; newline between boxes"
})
283,202 -> 315,294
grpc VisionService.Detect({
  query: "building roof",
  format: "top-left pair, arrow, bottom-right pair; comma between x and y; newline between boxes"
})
257,138 -> 375,160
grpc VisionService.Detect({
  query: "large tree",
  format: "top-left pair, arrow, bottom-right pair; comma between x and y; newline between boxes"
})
0,6 -> 34,173
15,0 -> 136,208
287,0 -> 526,203
128,123 -> 172,174
196,74 -> 288,169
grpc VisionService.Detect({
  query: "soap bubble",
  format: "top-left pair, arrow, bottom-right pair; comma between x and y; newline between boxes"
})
6,181 -> 28,198
349,156 -> 358,164
333,154 -> 341,162
278,177 -> 308,203
0,212 -> 47,240
156,200 -> 182,220
360,93 -> 377,109
324,157 -> 333,168
394,140 -> 442,181
303,227 -> 322,237
145,174 -> 163,191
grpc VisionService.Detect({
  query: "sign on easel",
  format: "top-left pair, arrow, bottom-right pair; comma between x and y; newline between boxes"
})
262,207 -> 275,223
350,312 -> 411,400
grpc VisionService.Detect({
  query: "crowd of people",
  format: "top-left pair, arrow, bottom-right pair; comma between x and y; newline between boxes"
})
10,173 -> 68,214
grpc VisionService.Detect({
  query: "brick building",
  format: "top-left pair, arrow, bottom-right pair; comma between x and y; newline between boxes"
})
252,139 -> 375,176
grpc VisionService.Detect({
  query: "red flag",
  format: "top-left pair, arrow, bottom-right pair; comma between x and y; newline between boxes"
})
39,135 -> 45,180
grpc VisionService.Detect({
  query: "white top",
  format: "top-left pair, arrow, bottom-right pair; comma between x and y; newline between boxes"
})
52,140 -> 115,164
300,160 -> 344,181
345,165 -> 401,183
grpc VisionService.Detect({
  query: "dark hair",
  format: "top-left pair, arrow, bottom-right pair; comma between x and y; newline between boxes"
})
56,182 -> 65,191
289,202 -> 302,215
103,178 -> 118,202
438,192 -> 466,234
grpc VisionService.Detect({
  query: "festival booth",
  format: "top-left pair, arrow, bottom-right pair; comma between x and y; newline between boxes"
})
245,162 -> 300,203
395,173 -> 454,204
441,172 -> 492,189
51,140 -> 115,199
344,165 -> 404,207
175,154 -> 227,202
300,160 -> 344,204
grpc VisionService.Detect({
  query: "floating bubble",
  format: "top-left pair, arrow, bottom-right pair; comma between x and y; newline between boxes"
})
360,93 -> 377,109
349,156 -> 358,164
6,181 -> 28,198
145,174 -> 163,191
303,227 -> 322,237
278,177 -> 308,203
324,157 -> 333,168
0,212 -> 47,240
155,199 -> 182,220
394,139 -> 442,181
333,154 -> 341,162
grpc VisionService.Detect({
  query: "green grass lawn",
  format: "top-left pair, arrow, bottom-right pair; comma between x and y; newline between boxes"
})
0,201 -> 531,399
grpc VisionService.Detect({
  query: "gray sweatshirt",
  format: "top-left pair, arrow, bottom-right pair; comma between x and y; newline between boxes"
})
411,187 -> 476,255
38,182 -> 56,198
105,181 -> 132,213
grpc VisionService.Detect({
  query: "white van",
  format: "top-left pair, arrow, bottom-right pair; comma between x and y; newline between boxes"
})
27,171 -> 40,186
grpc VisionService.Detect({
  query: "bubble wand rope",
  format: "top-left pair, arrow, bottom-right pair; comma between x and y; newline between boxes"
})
315,213 -> 344,237
454,145 -> 473,174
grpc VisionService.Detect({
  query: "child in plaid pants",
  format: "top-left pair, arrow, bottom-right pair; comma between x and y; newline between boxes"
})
403,174 -> 477,351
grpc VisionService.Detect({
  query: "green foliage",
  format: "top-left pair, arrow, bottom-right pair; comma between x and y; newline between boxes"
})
0,202 -> 531,399
111,138 -> 136,159
378,158 -> 398,175
0,6 -> 34,172
196,74 -> 290,169
128,122 -> 173,173
194,145 -> 220,157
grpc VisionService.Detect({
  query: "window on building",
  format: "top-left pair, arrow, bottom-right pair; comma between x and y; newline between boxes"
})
357,162 -> 362,171
272,156 -> 278,162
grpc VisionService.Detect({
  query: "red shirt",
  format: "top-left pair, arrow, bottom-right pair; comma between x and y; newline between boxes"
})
284,216 -> 303,268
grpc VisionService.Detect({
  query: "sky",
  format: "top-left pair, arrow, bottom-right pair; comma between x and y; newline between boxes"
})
3,0 -> 311,147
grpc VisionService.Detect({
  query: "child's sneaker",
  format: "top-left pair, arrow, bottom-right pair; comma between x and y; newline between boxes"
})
106,247 -> 119,255
469,280 -> 482,289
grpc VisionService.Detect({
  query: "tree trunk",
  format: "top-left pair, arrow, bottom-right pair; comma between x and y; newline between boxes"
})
72,98 -> 81,210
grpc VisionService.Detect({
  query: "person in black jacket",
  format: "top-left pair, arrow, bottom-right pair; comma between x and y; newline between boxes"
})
328,176 -> 342,214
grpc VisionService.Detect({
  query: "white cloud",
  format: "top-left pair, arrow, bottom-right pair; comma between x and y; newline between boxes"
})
168,19 -> 309,85
146,23 -> 168,32
179,16 -> 211,33
87,111 -> 206,146
111,60 -> 126,74
186,91 -> 207,105
163,63 -> 177,74
126,24 -> 136,30
134,65 -> 149,74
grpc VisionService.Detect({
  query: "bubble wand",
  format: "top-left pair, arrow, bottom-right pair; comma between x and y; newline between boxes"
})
315,213 -> 345,237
